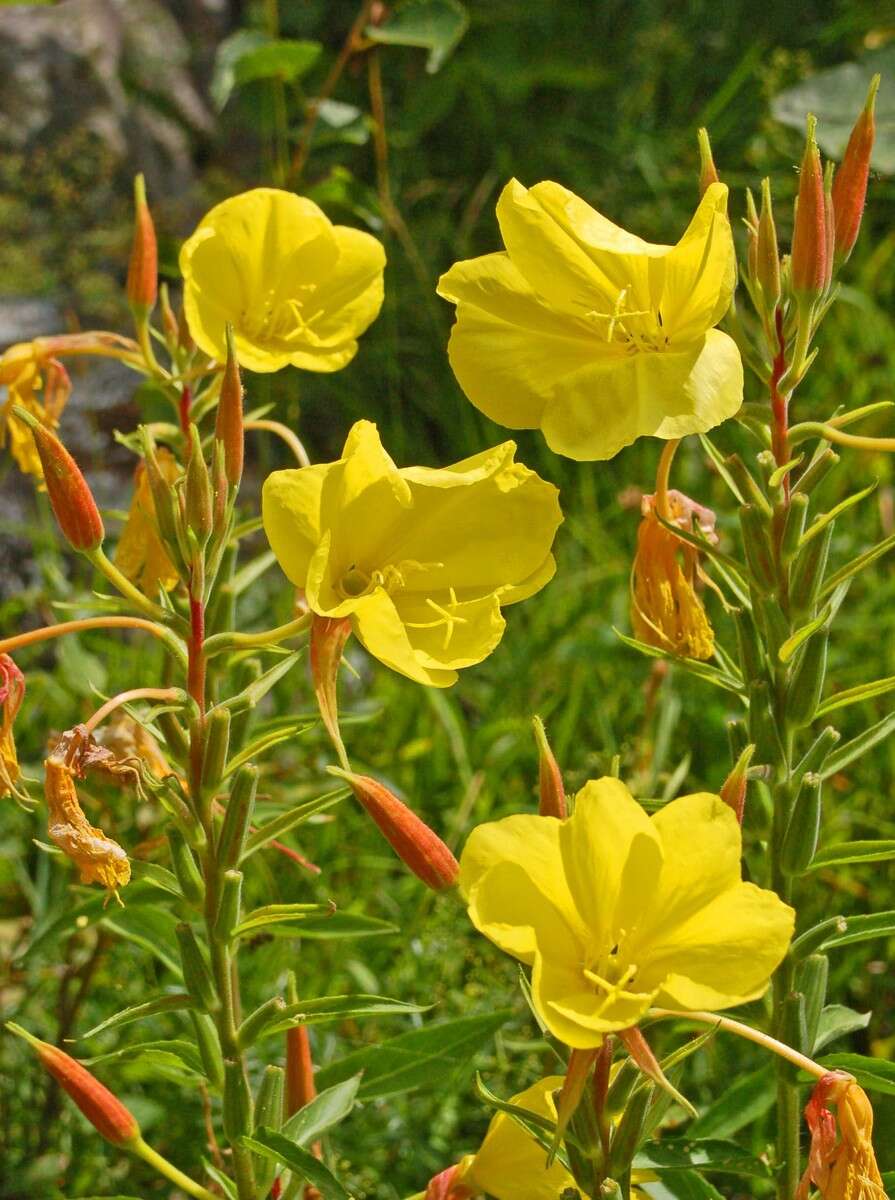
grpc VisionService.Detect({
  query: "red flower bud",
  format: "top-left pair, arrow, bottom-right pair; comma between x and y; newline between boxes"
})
697,127 -> 720,197
720,743 -> 755,825
12,406 -> 104,551
532,716 -> 566,819
215,325 -> 244,488
425,1164 -> 473,1200
286,1023 -> 316,1117
127,174 -> 158,313
831,74 -> 879,264
310,614 -> 353,765
330,768 -> 459,891
791,115 -> 827,298
7,1022 -> 139,1145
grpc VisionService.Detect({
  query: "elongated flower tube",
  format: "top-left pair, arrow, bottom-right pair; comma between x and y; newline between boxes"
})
0,654 -> 26,801
437,180 -> 742,461
263,420 -> 561,686
8,1023 -> 139,1145
460,777 -> 794,1046
115,448 -> 181,592
179,188 -> 386,373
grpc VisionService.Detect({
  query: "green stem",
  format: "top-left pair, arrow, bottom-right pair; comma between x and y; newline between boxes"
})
87,546 -> 178,626
132,1136 -> 218,1200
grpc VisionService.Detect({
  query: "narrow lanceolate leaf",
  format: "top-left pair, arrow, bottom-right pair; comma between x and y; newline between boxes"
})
819,1053 -> 895,1097
232,902 -> 336,940
633,1138 -> 771,1177
699,434 -> 747,503
791,910 -> 895,959
82,1039 -> 205,1076
815,675 -> 895,717
803,839 -> 895,871
281,1075 -> 362,1145
219,651 -> 303,715
79,994 -> 193,1040
475,1072 -> 577,1162
274,912 -> 398,940
800,481 -> 877,546
261,995 -> 431,1038
315,1010 -> 512,1099
223,725 -> 307,776
820,710 -> 895,779
613,630 -> 745,694
241,1129 -> 350,1200
778,605 -> 831,664
242,789 -> 347,859
822,529 -> 895,597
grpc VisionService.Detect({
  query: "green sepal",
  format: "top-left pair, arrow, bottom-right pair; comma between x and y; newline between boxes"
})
780,773 -> 822,874
175,922 -> 219,1013
190,1009 -> 225,1091
217,764 -> 258,869
167,825 -> 205,907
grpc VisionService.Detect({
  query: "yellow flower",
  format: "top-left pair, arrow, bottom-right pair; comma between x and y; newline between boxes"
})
115,449 -> 181,593
45,754 -> 130,894
0,342 -> 70,479
0,654 -> 26,802
460,778 -> 794,1047
630,490 -> 715,660
437,180 -> 742,461
262,420 -> 562,686
179,188 -> 386,373
799,1073 -> 887,1200
446,1076 -> 648,1200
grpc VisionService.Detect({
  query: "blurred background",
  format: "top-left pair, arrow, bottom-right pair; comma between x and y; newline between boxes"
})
1,1 -> 894,1196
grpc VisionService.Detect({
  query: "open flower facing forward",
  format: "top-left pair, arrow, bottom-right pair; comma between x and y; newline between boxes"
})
460,777 -> 794,1047
263,420 -> 562,686
437,180 -> 742,460
180,188 -> 386,373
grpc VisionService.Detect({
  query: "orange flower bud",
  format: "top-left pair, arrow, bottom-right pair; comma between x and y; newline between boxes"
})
791,115 -> 827,298
554,1047 -> 597,1143
330,767 -> 459,891
7,1022 -> 139,1145
532,716 -> 566,819
286,1022 -> 316,1117
127,173 -> 158,313
310,613 -> 353,765
831,74 -> 879,264
215,325 -> 244,488
12,406 -> 104,551
425,1164 -> 473,1200
0,654 -> 25,801
720,743 -> 755,825
697,127 -> 720,197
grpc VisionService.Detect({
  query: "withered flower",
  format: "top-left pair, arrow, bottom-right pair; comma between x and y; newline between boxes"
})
115,448 -> 181,593
45,746 -> 130,894
631,488 -> 717,661
0,654 -> 26,802
798,1072 -> 887,1200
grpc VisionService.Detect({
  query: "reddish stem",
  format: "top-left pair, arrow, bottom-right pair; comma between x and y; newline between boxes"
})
770,306 -> 790,501
188,592 -> 206,716
179,385 -> 192,438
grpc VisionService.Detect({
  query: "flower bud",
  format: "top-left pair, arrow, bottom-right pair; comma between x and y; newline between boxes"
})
719,743 -> 755,825
310,613 -> 353,764
223,1058 -> 254,1145
185,424 -> 213,546
744,187 -> 759,282
697,127 -> 719,197
12,406 -> 104,551
126,174 -> 157,313
823,160 -> 835,292
532,716 -> 566,819
175,922 -> 219,1012
7,1022 -> 139,1145
757,178 -> 781,309
286,1020 -> 316,1117
0,654 -> 25,801
831,74 -> 879,264
329,767 -> 459,891
254,1065 -> 286,1196
425,1164 -> 473,1200
791,115 -> 827,299
216,325 -> 244,489
554,1047 -> 597,1145
218,763 -> 258,870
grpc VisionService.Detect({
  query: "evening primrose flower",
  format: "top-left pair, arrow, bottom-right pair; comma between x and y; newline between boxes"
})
460,777 -> 794,1047
631,489 -> 716,660
0,342 -> 70,479
115,448 -> 180,593
179,188 -> 386,373
798,1072 -> 886,1200
45,752 -> 130,893
0,654 -> 26,801
262,420 -> 562,686
437,180 -> 742,461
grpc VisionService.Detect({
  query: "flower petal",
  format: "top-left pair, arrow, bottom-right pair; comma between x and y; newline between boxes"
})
262,464 -> 331,588
350,588 -> 456,686
539,328 -> 743,461
301,224 -> 386,346
395,591 -> 506,670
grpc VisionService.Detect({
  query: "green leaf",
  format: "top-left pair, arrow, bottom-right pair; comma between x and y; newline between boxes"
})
281,1075 -> 363,1145
232,902 -> 336,940
804,839 -> 895,871
242,789 -> 346,859
475,1072 -> 577,1163
242,1129 -> 351,1200
203,1161 -> 238,1199
262,994 -> 431,1038
816,675 -> 895,717
778,605 -> 831,664
649,1172 -> 725,1200
101,905 -> 182,975
224,725 -> 306,777
219,652 -> 304,716
771,48 -> 895,173
211,32 -> 321,108
614,630 -> 744,694
822,530 -> 895,597
83,1038 -> 204,1076
686,1066 -> 774,1139
820,1053 -> 895,1096
792,910 -> 895,958
799,482 -> 877,547
316,1009 -> 512,1099
284,912 -> 398,940
820,710 -> 895,779
79,993 -> 193,1041
366,0 -> 469,72
129,860 -> 183,898
633,1138 -> 771,1177
814,1005 -> 872,1052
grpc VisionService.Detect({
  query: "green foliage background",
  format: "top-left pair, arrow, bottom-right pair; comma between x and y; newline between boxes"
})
1,1 -> 894,1196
